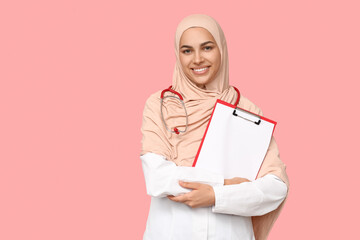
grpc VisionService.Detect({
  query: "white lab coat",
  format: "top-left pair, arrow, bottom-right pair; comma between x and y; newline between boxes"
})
141,152 -> 287,240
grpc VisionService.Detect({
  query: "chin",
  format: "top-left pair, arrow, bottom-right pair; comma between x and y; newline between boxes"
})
193,78 -> 212,86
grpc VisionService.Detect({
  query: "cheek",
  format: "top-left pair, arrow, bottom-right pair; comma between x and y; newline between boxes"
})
179,56 -> 190,71
208,50 -> 221,65
210,56 -> 221,78
215,51 -> 221,66
211,55 -> 221,71
213,53 -> 221,71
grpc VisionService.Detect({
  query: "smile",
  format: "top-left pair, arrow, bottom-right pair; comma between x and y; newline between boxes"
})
191,67 -> 210,75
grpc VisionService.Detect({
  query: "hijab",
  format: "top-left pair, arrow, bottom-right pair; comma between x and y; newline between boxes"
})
140,14 -> 289,240
141,14 -> 240,166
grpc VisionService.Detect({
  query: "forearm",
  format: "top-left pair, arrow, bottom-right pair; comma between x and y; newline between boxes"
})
141,152 -> 224,198
212,174 -> 287,216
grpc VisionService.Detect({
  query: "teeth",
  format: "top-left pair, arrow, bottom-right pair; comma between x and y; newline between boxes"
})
193,67 -> 208,72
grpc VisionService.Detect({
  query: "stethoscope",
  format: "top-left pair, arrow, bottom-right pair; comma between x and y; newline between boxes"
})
160,85 -> 240,135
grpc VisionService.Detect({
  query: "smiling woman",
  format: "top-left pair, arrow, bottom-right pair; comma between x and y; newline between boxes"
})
140,14 -> 289,240
179,27 -> 221,89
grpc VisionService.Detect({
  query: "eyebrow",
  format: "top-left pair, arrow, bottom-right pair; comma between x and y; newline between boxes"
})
180,41 -> 215,49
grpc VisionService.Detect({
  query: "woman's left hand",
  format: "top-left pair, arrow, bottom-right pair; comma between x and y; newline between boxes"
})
167,181 -> 215,208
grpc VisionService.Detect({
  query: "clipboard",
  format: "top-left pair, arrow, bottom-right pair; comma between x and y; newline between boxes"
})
192,99 -> 276,181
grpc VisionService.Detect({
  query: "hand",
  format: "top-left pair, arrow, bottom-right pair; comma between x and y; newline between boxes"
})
224,177 -> 250,185
167,181 -> 215,208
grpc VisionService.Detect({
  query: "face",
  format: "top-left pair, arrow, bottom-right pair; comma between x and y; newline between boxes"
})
179,27 -> 221,89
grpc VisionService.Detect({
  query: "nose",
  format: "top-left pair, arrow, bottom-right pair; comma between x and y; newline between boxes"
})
193,50 -> 204,64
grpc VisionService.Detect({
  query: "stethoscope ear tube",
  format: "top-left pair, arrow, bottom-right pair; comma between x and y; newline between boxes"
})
233,86 -> 240,107
161,85 -> 183,100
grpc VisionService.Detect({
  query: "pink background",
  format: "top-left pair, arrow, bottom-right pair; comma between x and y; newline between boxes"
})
1,0 -> 359,239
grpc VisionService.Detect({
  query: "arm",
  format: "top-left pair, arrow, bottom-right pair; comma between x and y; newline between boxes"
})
141,152 -> 224,198
212,174 -> 288,216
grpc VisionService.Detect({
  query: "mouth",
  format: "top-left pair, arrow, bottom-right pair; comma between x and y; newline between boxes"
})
191,66 -> 210,75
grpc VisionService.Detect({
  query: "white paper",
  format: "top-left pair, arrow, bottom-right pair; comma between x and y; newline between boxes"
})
195,101 -> 275,181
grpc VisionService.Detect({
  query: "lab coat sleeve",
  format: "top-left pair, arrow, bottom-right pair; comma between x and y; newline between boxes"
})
141,152 -> 224,198
211,174 -> 288,217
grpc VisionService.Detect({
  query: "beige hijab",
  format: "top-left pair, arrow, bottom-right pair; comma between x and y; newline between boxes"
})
141,14 -> 289,240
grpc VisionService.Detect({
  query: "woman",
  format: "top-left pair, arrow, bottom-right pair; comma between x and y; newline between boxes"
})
140,14 -> 289,240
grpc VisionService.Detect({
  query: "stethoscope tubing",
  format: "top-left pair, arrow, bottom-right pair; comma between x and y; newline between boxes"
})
160,85 -> 240,134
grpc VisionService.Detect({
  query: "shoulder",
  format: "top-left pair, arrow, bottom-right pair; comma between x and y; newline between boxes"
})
237,94 -> 264,116
141,89 -> 165,119
143,89 -> 163,108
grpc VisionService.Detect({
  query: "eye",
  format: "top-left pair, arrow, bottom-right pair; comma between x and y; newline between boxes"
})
182,49 -> 191,54
204,46 -> 213,51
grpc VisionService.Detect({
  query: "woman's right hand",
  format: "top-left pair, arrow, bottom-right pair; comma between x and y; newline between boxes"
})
224,177 -> 250,185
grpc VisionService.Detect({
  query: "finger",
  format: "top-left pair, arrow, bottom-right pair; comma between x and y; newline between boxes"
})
225,177 -> 250,185
179,181 -> 202,190
234,177 -> 249,181
234,177 -> 250,183
167,195 -> 176,201
168,193 -> 188,203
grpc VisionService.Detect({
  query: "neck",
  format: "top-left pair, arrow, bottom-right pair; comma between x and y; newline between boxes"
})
197,84 -> 206,89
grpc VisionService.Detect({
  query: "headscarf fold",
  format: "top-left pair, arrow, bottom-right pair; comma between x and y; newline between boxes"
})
141,14 -> 289,240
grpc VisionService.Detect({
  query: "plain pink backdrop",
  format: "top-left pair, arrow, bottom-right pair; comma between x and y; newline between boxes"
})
1,0 -> 359,239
